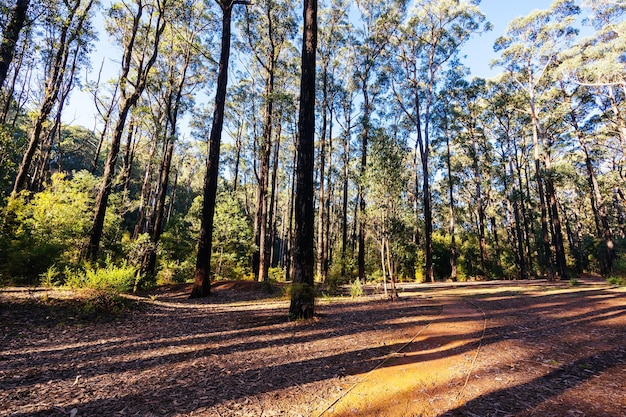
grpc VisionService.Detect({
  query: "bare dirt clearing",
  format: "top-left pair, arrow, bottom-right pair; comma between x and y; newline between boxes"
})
1,277 -> 625,416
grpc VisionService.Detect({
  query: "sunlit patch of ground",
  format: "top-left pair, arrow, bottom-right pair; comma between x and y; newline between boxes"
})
1,277 -> 625,416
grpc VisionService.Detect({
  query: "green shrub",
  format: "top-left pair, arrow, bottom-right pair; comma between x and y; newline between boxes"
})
268,267 -> 284,282
608,276 -> 626,286
609,258 -> 626,280
40,265 -> 62,287
0,172 -> 127,284
78,289 -> 134,320
350,277 -> 364,298
157,258 -> 194,284
65,260 -> 139,293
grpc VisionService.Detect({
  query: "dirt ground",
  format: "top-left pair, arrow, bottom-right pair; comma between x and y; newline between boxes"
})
1,276 -> 625,417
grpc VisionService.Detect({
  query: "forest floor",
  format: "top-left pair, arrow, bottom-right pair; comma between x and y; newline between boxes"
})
1,276 -> 625,417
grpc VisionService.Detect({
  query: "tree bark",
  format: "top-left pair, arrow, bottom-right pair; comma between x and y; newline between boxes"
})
0,0 -> 29,89
289,0 -> 317,319
316,68 -> 328,281
445,124 -> 457,280
191,0 -> 244,298
87,0 -> 166,260
12,0 -> 92,194
529,96 -> 554,281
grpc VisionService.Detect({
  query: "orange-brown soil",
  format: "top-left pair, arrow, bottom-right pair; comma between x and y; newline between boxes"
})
1,277 -> 625,417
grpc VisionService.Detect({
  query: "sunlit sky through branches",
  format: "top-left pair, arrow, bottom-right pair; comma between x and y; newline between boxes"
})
63,0 -> 575,133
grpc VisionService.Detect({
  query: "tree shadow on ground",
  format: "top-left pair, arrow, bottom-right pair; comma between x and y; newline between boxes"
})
1,281 -> 625,416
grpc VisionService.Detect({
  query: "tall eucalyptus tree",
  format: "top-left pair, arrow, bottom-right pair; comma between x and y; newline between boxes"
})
493,0 -> 580,280
87,0 -> 168,260
316,0 -> 349,281
143,0 -> 210,277
190,0 -> 249,298
12,0 -> 97,194
353,0 -> 405,282
289,0 -> 316,319
391,0 -> 487,282
0,0 -> 30,89
241,0 -> 297,283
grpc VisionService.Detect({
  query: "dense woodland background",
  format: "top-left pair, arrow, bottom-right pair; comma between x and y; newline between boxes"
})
0,0 -> 624,294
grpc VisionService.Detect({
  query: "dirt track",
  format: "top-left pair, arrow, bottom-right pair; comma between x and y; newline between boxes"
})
1,277 -> 625,416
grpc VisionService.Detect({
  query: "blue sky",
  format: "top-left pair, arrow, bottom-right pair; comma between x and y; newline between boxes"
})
64,0 -> 560,129
461,0 -> 559,78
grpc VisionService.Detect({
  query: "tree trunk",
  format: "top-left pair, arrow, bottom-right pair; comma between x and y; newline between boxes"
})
12,0 -> 93,194
357,86 -> 369,283
316,69 -> 328,281
0,0 -> 29,89
529,97 -> 554,281
323,106 -> 333,282
133,137 -> 157,239
88,96 -> 137,259
191,1 -> 240,298
87,0 -> 166,260
445,125 -> 457,280
509,156 -> 527,279
289,0 -> 317,319
120,118 -> 136,199
266,121 -> 281,273
283,143 -> 297,282
255,88 -> 274,283
341,109 -> 351,276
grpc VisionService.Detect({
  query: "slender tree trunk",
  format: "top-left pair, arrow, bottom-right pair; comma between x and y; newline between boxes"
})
509,156 -> 527,279
232,121 -> 243,191
341,111 -> 350,276
88,96 -> 137,259
145,136 -> 174,276
472,140 -> 487,276
88,0 -> 166,260
316,69 -> 328,281
386,236 -> 397,300
545,175 -> 567,279
191,1 -> 242,298
133,137 -> 157,239
529,98 -> 554,281
91,83 -> 118,175
0,0 -> 29,89
490,216 -> 502,277
445,126 -> 457,280
323,106 -> 333,281
289,0 -> 317,319
561,201 -> 583,274
283,143 -> 296,282
266,122 -> 281,274
614,187 -> 626,239
121,118 -> 136,199
1,30 -> 28,124
357,86 -> 369,283
12,0 -> 93,194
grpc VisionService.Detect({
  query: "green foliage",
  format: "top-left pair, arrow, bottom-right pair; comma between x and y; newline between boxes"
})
65,259 -> 139,293
268,267 -> 284,282
40,265 -> 62,287
569,278 -> 580,286
350,277 -> 364,298
288,283 -> 316,320
156,258 -> 195,284
608,258 -> 626,285
212,192 -> 255,279
0,172 -> 126,284
0,121 -> 28,198
77,290 -> 135,320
